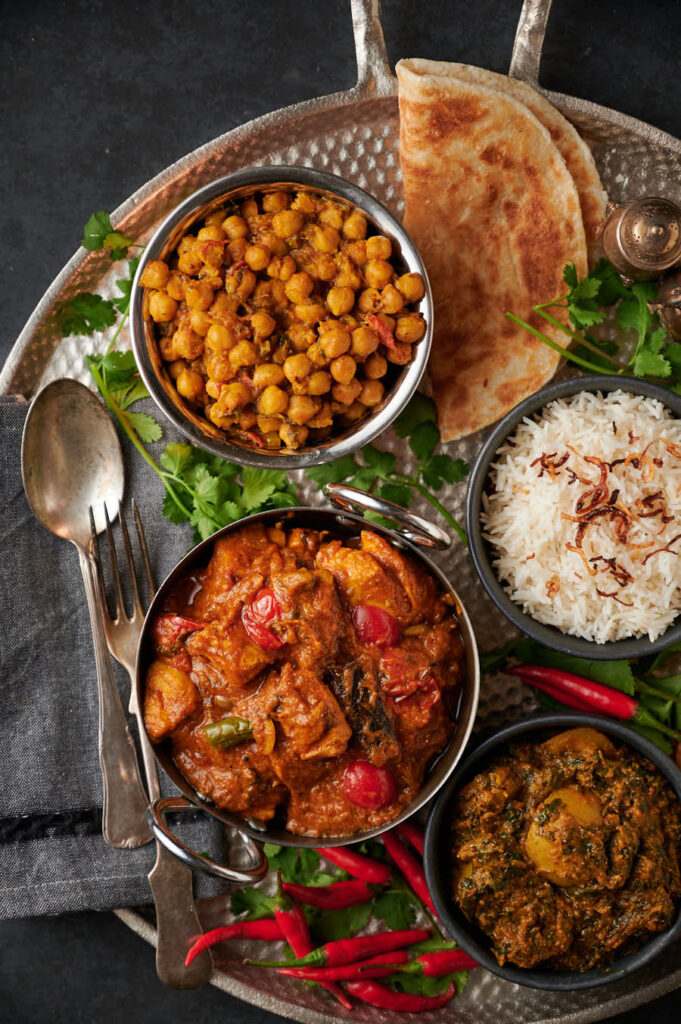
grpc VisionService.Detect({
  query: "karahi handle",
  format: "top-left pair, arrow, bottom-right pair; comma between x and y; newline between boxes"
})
350,0 -> 395,98
324,483 -> 451,550
509,0 -> 554,85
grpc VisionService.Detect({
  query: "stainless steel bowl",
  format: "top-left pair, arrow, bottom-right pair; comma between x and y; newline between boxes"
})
130,165 -> 433,469
135,490 -> 479,882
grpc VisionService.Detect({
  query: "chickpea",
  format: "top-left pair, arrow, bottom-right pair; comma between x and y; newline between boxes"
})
240,198 -> 259,220
386,342 -> 412,365
210,292 -> 239,318
167,359 -> 185,381
176,368 -> 205,402
205,379 -> 221,399
141,260 -> 169,290
177,235 -> 196,255
357,287 -> 382,313
258,230 -> 288,256
380,283 -> 405,315
262,191 -> 291,213
279,421 -> 308,449
206,322 -> 236,353
244,243 -> 271,271
306,342 -> 327,367
310,224 -> 340,254
204,208 -> 227,227
288,395 -> 320,425
326,286 -> 355,317
291,191 -> 316,214
253,363 -> 285,388
342,211 -> 368,240
267,254 -> 296,281
366,235 -> 392,260
148,291 -> 178,323
294,299 -> 326,324
395,313 -> 427,344
285,271 -> 314,305
330,354 -> 357,385
342,401 -> 367,423
272,209 -> 304,239
238,408 -> 257,430
257,415 -> 283,434
351,326 -> 379,359
225,266 -> 256,300
307,402 -> 333,429
364,259 -> 393,291
364,352 -> 388,379
262,431 -> 282,449
204,351 -> 235,383
166,273 -> 187,301
395,272 -> 425,303
332,379 -> 363,405
173,327 -> 204,360
288,325 -> 315,352
359,379 -> 385,406
177,249 -> 203,276
318,204 -> 344,230
208,403 -> 235,430
227,237 -> 249,262
284,352 -> 312,383
320,326 -> 351,359
159,335 -> 177,361
190,309 -> 212,336
250,310 -> 276,340
229,341 -> 258,368
197,241 -> 225,269
222,215 -> 249,240
185,279 -> 215,311
344,240 -> 367,265
197,225 -> 226,243
305,370 -> 332,395
215,381 -> 251,413
334,258 -> 362,290
259,385 -> 289,416
310,254 -> 337,282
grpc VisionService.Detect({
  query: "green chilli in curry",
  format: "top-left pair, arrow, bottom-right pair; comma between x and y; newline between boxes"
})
450,728 -> 681,971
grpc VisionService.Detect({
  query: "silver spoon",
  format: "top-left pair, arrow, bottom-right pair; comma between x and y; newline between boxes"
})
21,377 -> 151,848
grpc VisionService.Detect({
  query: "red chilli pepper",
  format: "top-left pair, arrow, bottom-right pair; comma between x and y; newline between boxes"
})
249,927 -> 431,969
314,846 -> 392,885
396,822 -> 425,856
282,879 -> 373,910
243,430 -> 265,449
383,949 -> 479,976
273,870 -> 351,1010
508,665 -> 681,741
276,950 -> 410,982
185,918 -> 282,967
345,978 -> 457,1012
365,313 -> 397,350
152,613 -> 204,654
242,587 -> 284,651
382,831 -> 436,915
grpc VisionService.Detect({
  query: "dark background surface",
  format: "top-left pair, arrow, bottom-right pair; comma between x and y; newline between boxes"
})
2,0 -> 681,1020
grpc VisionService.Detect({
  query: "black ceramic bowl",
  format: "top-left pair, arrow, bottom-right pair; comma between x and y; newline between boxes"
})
424,713 -> 681,991
466,375 -> 681,660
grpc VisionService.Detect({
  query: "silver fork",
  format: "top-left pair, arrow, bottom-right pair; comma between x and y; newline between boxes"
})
92,499 -> 212,989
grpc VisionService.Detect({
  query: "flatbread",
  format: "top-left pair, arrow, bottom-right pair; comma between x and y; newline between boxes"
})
409,60 -> 606,262
397,58 -> 589,442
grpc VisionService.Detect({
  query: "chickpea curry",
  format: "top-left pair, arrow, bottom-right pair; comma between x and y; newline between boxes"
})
451,727 -> 681,971
143,523 -> 464,837
140,186 -> 427,451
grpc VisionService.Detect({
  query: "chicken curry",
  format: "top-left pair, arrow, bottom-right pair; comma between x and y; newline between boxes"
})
143,522 -> 464,837
451,727 -> 681,970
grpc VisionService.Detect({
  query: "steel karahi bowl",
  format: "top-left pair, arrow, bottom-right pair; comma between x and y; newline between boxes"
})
466,374 -> 681,661
130,165 -> 433,470
135,487 -> 479,884
425,712 -> 681,991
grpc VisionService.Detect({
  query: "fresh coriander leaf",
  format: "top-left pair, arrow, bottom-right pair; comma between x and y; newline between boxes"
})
409,420 -> 439,463
82,211 -> 115,251
104,231 -> 135,261
190,508 -> 220,541
306,455 -> 358,485
379,482 -> 413,508
192,464 -> 221,505
264,490 -> 299,509
664,342 -> 681,378
126,411 -> 163,443
161,443 -> 193,476
241,467 -> 287,510
230,887 -> 274,921
355,839 -> 389,861
162,489 -> 190,524
649,639 -> 681,674
563,263 -> 578,289
393,393 -> 437,437
480,637 -> 536,675
263,846 -> 330,885
632,326 -> 672,378
427,454 -> 469,485
113,377 -> 150,409
113,256 -> 141,312
348,468 -> 381,491
628,721 -> 672,755
391,970 -> 460,996
219,500 -> 242,523
98,349 -> 137,383
362,445 -> 396,477
59,292 -> 117,336
616,282 -> 657,336
372,889 -> 416,930
308,901 -> 372,945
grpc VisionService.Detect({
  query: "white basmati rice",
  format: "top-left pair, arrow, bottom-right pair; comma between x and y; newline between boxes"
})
482,390 -> 681,643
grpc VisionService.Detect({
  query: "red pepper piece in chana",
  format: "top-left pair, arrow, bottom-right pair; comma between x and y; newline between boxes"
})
249,927 -> 431,969
365,313 -> 397,350
352,605 -> 400,648
282,879 -> 373,910
272,870 -> 351,1010
314,846 -> 392,885
276,950 -> 410,982
185,919 -> 283,967
382,831 -> 436,915
342,760 -> 397,810
345,978 -> 457,1012
385,949 -> 478,976
396,822 -> 425,856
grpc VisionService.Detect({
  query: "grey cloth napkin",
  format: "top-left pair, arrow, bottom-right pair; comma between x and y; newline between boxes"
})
0,394 -> 227,919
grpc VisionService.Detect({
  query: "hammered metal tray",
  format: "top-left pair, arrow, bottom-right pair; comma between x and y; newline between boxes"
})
4,0 -> 681,1020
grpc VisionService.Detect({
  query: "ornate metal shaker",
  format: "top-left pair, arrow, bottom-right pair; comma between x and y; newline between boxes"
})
601,196 -> 681,283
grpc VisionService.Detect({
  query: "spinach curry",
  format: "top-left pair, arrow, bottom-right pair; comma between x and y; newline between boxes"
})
451,727 -> 681,970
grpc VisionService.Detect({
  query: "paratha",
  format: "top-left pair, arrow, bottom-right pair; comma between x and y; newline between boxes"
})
397,58 -> 590,442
